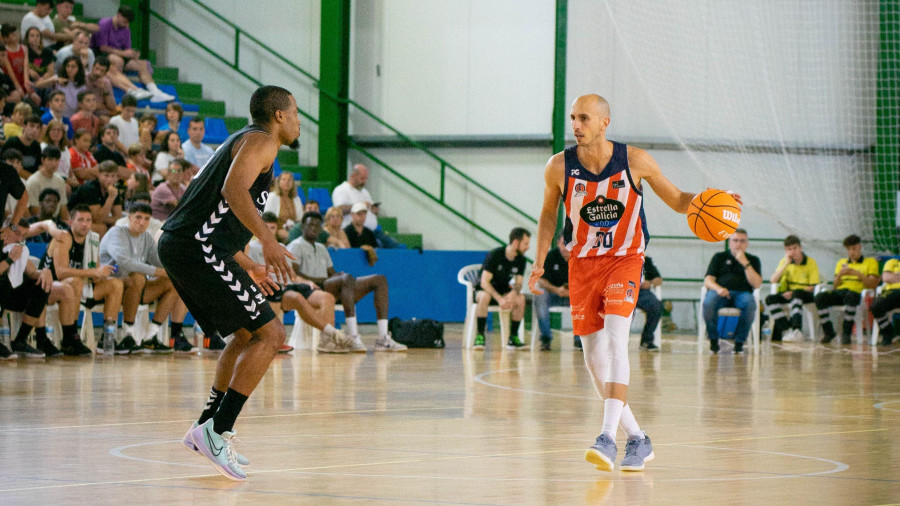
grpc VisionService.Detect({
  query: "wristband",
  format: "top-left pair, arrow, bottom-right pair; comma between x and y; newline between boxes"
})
3,257 -> 12,266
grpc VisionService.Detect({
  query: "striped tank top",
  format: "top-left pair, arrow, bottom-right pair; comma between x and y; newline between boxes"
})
562,142 -> 648,258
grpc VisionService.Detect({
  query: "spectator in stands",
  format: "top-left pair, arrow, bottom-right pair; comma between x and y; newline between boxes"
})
51,0 -> 99,48
67,127 -> 97,183
4,101 -> 30,139
702,228 -> 762,355
0,48 -> 24,103
764,235 -> 820,342
321,206 -> 350,248
0,149 -> 28,244
0,234 -> 54,359
263,171 -> 302,244
181,117 -> 213,168
344,202 -> 379,265
25,146 -> 67,220
2,114 -> 43,176
19,0 -> 58,49
69,90 -> 99,140
55,29 -> 94,72
125,143 -> 151,178
304,200 -> 320,213
137,112 -> 157,153
39,91 -> 73,140
2,24 -> 41,106
67,160 -> 122,235
288,200 -> 325,243
636,256 -> 663,351
472,227 -> 529,350
157,102 -> 183,136
109,94 -> 139,147
1,148 -> 25,181
533,234 -> 572,351
873,257 -> 900,346
93,124 -> 128,180
25,188 -> 65,244
150,159 -> 187,221
42,204 -> 124,355
116,192 -> 162,240
40,119 -> 71,180
100,202 -> 189,353
288,211 -> 407,352
331,163 -> 398,248
85,55 -> 116,119
24,26 -> 55,91
124,172 -> 150,200
152,130 -> 182,184
35,55 -> 85,117
90,6 -> 174,102
815,234 -> 880,344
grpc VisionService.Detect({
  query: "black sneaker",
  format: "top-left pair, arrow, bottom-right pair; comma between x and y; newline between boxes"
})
0,342 -> 17,359
841,335 -> 852,345
574,336 -> 583,350
35,337 -> 63,357
11,340 -> 46,358
643,342 -> 660,352
170,333 -> 193,353
206,332 -> 227,351
118,335 -> 141,354
710,339 -> 720,354
821,333 -> 835,344
734,341 -> 744,355
540,337 -> 551,351
141,337 -> 174,354
61,339 -> 92,357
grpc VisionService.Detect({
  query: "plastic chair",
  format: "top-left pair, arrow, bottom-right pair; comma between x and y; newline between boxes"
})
134,303 -> 171,345
203,117 -> 229,144
306,188 -> 333,214
287,305 -> 344,350
697,285 -> 761,353
871,286 -> 899,345
457,264 -> 525,349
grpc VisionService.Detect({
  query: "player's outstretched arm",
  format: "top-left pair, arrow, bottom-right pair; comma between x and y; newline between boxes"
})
529,155 -> 564,294
629,147 -> 695,214
223,133 -> 295,283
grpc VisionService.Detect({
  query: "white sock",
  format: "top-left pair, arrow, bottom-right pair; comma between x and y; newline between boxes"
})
146,82 -> 161,93
619,404 -> 643,439
346,316 -> 358,337
377,319 -> 388,338
602,398 -> 624,438
148,321 -> 161,340
323,324 -> 335,338
123,322 -> 135,337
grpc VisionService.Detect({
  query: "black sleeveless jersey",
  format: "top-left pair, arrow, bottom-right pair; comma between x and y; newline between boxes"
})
41,230 -> 85,281
161,125 -> 274,254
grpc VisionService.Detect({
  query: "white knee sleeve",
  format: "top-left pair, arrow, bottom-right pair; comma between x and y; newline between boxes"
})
604,314 -> 631,385
580,331 -> 606,398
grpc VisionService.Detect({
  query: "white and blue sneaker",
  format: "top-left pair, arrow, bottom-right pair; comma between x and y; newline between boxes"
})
183,422 -> 249,466
189,419 -> 246,480
585,433 -> 617,472
620,433 -> 655,471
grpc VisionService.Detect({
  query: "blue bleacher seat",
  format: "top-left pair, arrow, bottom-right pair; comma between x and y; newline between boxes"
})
204,117 -> 229,144
112,86 -> 197,112
272,159 -> 281,177
306,188 -> 332,214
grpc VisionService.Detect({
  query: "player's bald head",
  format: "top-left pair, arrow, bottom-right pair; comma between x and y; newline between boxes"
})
573,94 -> 610,119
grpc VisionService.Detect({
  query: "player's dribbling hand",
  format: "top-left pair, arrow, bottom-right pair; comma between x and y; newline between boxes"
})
261,237 -> 295,285
248,263 -> 279,296
528,267 -> 544,295
725,189 -> 743,205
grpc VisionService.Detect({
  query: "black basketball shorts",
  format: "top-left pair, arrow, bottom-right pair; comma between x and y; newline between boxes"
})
266,282 -> 314,303
158,232 -> 276,336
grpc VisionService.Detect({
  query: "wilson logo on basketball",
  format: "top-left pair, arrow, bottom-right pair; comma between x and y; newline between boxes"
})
580,195 -> 625,228
721,210 -> 739,223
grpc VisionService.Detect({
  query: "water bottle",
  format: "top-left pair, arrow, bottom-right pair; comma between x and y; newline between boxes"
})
193,322 -> 204,350
0,316 -> 9,350
103,322 -> 116,356
46,324 -> 55,347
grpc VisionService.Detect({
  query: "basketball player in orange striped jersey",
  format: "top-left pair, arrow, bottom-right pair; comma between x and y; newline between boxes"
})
529,94 -> 740,472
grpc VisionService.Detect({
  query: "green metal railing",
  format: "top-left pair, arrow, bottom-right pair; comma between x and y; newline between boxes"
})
150,1 -> 534,247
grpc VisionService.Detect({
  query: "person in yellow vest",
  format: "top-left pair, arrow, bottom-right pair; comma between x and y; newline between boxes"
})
872,257 -> 900,346
814,234 -> 880,344
765,235 -> 820,342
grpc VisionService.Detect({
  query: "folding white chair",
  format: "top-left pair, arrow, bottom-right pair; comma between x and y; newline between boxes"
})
697,286 -> 761,353
870,286 -> 898,345
530,303 -> 569,351
288,304 -> 344,350
134,303 -> 171,345
457,264 -> 524,349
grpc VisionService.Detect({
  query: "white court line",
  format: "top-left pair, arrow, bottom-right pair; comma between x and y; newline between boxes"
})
473,368 -> 887,420
873,400 -> 900,413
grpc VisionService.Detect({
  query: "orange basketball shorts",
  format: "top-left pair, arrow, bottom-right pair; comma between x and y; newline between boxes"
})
568,254 -> 645,335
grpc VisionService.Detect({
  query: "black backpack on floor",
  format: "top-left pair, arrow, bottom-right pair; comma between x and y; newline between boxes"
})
388,317 -> 445,348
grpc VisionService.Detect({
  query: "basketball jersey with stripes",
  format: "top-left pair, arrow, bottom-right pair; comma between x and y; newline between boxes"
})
562,142 -> 648,258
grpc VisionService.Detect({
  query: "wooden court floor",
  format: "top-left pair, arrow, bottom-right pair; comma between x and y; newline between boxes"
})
0,325 -> 898,505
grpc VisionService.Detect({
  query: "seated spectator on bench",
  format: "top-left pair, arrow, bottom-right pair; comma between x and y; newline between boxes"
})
344,202 -> 378,265
151,159 -> 187,221
264,171 -> 302,244
25,146 -> 68,221
67,127 -> 98,184
873,258 -> 900,346
533,234 -> 572,351
108,94 -> 139,148
51,0 -> 99,49
765,235 -> 819,342
2,114 -> 43,176
153,131 -> 183,185
815,234 -> 879,344
85,55 -> 117,119
26,188 -> 66,244
69,90 -> 99,141
39,91 -> 73,137
40,119 -> 71,180
182,117 -> 214,170
55,29 -> 94,72
67,160 -> 123,236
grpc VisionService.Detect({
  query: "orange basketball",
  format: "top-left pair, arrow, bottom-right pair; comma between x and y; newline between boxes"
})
687,189 -> 741,242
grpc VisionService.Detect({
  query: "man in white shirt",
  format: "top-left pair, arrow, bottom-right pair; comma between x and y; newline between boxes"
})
25,147 -> 68,220
182,118 -> 214,169
20,0 -> 57,49
108,94 -> 139,147
331,164 -> 378,230
55,30 -> 96,75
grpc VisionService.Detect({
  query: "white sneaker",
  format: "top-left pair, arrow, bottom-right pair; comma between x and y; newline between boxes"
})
783,329 -> 802,342
316,329 -> 352,353
348,335 -> 367,353
127,88 -> 154,101
150,90 -> 176,102
375,333 -> 407,352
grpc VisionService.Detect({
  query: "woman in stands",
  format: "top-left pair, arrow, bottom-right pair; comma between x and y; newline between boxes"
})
2,24 -> 40,105
263,171 -> 303,243
155,102 -> 184,139
24,27 -> 55,102
35,56 -> 85,116
40,119 -> 71,180
322,207 -> 350,249
125,171 -> 151,201
152,131 -> 183,185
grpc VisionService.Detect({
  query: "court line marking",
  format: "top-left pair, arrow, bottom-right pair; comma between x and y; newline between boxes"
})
873,400 -> 900,413
473,368 -> 889,420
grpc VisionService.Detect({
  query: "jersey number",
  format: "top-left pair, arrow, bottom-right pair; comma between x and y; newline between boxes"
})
593,231 -> 613,249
